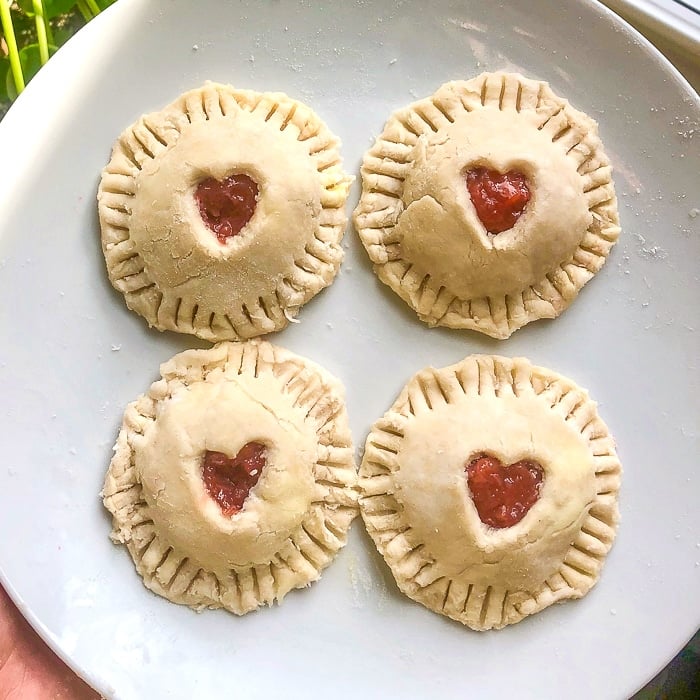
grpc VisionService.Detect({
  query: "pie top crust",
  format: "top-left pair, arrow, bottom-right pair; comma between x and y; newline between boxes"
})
98,82 -> 351,342
354,71 -> 621,339
102,340 -> 358,615
359,354 -> 621,630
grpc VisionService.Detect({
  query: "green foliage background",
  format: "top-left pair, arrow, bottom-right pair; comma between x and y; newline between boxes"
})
0,0 -> 115,119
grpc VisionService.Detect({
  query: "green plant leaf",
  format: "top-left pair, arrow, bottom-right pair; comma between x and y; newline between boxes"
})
6,73 -> 17,102
95,0 -> 116,10
17,0 -> 79,20
0,57 -> 10,101
15,0 -> 35,16
5,43 -> 57,99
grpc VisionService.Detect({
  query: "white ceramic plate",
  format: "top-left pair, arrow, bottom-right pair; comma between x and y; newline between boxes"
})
0,1 -> 698,698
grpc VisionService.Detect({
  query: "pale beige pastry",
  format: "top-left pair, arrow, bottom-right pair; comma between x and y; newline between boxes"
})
359,355 -> 621,630
102,340 -> 358,614
98,82 -> 351,341
354,71 -> 620,339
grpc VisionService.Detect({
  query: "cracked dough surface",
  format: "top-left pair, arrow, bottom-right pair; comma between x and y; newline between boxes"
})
98,82 -> 351,342
354,71 -> 620,339
102,340 -> 358,615
359,354 -> 621,630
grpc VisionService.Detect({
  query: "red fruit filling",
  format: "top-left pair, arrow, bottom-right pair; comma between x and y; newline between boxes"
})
466,167 -> 530,234
202,442 -> 266,516
466,454 -> 543,528
194,173 -> 259,243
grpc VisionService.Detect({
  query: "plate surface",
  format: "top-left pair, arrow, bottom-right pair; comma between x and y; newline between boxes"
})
0,1 -> 698,698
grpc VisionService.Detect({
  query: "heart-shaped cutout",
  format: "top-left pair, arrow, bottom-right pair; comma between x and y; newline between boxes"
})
466,454 -> 543,529
195,173 -> 259,244
202,442 -> 266,516
466,167 -> 530,234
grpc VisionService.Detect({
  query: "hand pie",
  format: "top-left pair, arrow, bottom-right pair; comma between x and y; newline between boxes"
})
354,72 -> 620,339
102,340 -> 358,614
359,354 -> 621,630
98,83 -> 351,341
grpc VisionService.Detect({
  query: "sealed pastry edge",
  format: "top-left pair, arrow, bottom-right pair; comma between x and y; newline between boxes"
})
353,71 -> 621,339
102,339 -> 359,615
98,82 -> 352,342
358,354 -> 621,630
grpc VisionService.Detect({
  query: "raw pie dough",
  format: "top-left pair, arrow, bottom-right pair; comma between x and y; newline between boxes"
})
98,82 -> 351,341
354,72 -> 620,339
359,355 -> 621,630
102,340 -> 358,614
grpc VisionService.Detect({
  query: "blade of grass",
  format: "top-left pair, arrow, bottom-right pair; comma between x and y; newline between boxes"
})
0,0 -> 25,93
32,0 -> 50,64
43,3 -> 54,46
85,0 -> 101,16
75,0 -> 92,21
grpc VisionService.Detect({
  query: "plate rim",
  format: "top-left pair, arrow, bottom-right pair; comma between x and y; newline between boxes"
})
0,0 -> 698,697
